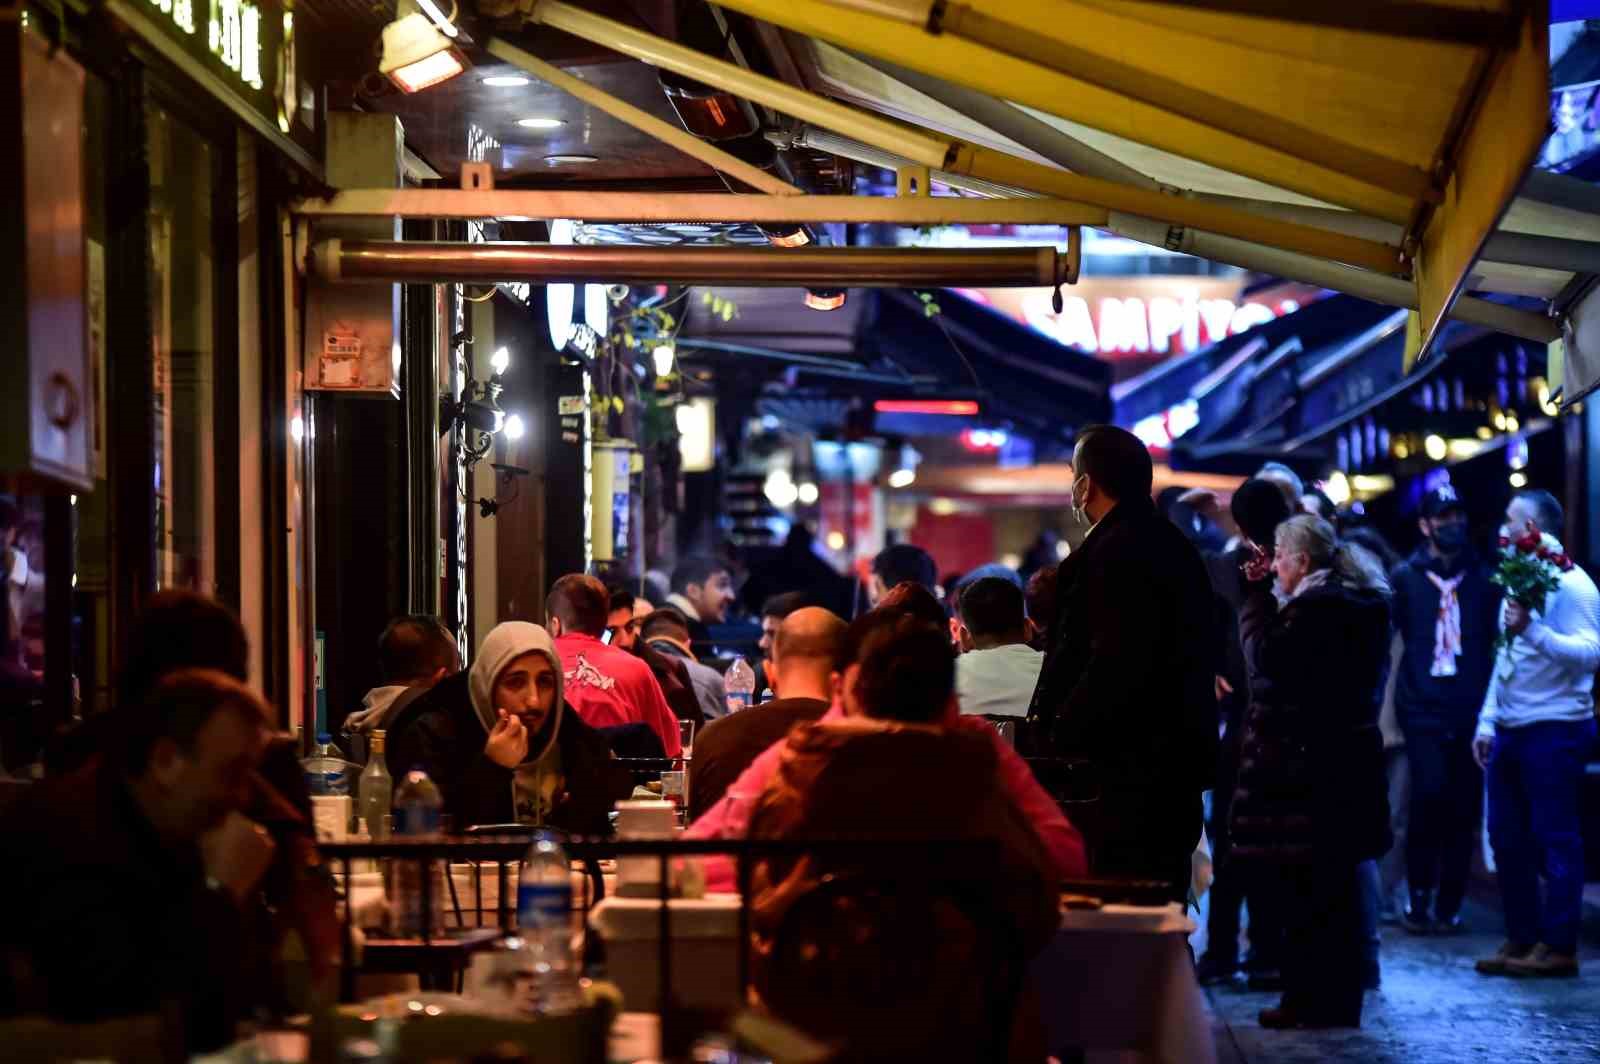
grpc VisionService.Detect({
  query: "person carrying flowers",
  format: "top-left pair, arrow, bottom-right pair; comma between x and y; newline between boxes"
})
1473,489 -> 1600,980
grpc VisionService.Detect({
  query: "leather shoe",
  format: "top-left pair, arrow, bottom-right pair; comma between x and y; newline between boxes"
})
1504,944 -> 1579,978
1475,941 -> 1534,975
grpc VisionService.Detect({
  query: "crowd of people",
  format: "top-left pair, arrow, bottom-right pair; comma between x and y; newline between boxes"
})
0,424 -> 1595,1051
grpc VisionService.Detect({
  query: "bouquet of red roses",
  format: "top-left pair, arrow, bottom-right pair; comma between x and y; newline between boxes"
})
1490,522 -> 1573,655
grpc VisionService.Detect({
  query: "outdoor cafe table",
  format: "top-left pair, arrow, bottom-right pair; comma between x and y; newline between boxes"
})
589,894 -> 1215,1064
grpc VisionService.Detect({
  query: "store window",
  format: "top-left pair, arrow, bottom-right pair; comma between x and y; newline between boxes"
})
146,103 -> 217,594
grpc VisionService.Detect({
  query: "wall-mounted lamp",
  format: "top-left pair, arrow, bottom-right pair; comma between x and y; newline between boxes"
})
442,342 -> 515,468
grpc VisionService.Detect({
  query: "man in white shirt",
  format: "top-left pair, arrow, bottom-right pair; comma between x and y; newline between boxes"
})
1472,489 -> 1600,979
954,576 -> 1043,718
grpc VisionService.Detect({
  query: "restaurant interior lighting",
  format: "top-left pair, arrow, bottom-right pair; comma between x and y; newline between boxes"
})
1509,471 -> 1529,488
874,399 -> 980,416
1423,434 -> 1448,462
490,346 -> 511,375
517,117 -> 565,129
763,469 -> 799,508
887,467 -> 916,489
1322,471 -> 1350,507
379,8 -> 468,93
1447,438 -> 1483,460
652,343 -> 675,378
289,414 -> 305,445
825,530 -> 847,551
503,413 -> 525,440
482,75 -> 530,87
804,287 -> 847,311
545,154 -> 600,165
796,481 -> 819,505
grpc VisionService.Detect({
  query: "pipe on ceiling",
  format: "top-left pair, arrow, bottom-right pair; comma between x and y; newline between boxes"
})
789,125 -> 1035,198
310,239 -> 1063,287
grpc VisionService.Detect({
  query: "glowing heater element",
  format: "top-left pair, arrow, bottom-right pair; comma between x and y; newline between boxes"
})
379,12 -> 467,93
874,399 -> 980,416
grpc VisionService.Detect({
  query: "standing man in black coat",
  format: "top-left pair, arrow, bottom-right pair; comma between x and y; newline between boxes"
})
1389,485 -> 1499,934
1026,425 -> 1219,902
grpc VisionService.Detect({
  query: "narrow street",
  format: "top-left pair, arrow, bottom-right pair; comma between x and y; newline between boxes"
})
1203,898 -> 1600,1063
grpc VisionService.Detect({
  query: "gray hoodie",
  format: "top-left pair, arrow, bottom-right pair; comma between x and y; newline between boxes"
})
468,621 -> 568,824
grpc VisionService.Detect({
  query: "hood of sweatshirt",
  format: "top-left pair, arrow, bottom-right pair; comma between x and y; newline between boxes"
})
345,685 -> 415,733
469,621 -> 565,763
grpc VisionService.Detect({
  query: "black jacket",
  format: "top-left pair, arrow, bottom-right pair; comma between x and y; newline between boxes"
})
1389,546 -> 1500,734
1231,577 -> 1393,866
385,672 -> 632,833
1026,499 -> 1219,850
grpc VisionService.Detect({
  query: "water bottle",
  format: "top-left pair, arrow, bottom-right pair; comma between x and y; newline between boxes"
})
390,770 -> 445,936
358,731 -> 394,840
303,732 -> 357,796
724,657 -> 756,714
516,832 -> 580,1015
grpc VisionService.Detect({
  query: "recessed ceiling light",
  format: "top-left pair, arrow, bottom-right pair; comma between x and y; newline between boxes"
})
516,116 -> 564,129
543,153 -> 598,165
482,75 -> 530,87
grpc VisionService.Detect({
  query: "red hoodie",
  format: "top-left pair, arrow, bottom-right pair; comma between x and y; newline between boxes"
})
554,633 -> 683,758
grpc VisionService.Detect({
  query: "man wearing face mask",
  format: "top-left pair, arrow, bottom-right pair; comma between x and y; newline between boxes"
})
1027,425 -> 1218,901
1388,485 -> 1499,935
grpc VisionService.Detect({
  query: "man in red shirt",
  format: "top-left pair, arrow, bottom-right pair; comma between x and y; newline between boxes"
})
546,574 -> 682,757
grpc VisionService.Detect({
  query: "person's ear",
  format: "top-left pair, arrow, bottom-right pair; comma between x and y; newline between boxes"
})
548,616 -> 564,638
1024,617 -> 1039,644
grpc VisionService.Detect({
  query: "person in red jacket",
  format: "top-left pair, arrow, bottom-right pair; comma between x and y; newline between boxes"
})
546,574 -> 682,758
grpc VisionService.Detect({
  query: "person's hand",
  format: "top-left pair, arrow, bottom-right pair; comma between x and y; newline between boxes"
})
1241,543 -> 1272,583
1504,600 -> 1531,637
200,812 -> 277,906
1473,734 -> 1494,769
1179,489 -> 1221,517
1214,675 -> 1234,702
485,709 -> 528,768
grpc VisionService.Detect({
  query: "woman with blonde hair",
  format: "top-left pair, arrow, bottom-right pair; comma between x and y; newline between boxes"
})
1231,514 -> 1393,1029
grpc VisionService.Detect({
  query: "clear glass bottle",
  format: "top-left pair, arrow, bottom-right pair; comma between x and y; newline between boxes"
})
358,731 -> 393,841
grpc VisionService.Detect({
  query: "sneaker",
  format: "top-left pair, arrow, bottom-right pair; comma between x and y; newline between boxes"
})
1503,944 -> 1579,979
1475,941 -> 1535,975
1195,953 -> 1244,987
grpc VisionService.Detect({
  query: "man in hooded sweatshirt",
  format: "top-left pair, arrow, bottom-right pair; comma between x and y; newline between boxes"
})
343,616 -> 459,753
385,622 -> 632,832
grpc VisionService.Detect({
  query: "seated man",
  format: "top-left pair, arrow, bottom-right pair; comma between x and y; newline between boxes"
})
665,555 -> 735,656
608,587 -> 703,726
1,669 -> 277,1053
955,576 -> 1044,718
344,615 -> 460,742
689,607 -> 1086,888
641,606 -> 728,723
743,617 -> 1063,1060
546,575 -> 682,757
689,606 -> 843,820
387,621 -> 633,830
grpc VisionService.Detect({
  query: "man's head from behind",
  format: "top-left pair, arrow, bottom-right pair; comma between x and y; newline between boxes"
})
640,606 -> 694,654
869,543 -> 937,606
672,555 -> 734,624
843,612 -> 956,724
120,668 -> 269,842
759,591 -> 809,668
120,590 -> 250,707
769,607 -> 846,701
1071,425 -> 1153,525
379,615 -> 459,688
956,576 -> 1030,652
546,573 -> 610,639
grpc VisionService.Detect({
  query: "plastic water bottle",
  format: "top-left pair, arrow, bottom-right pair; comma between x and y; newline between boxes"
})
390,770 -> 445,936
516,832 -> 580,1015
303,732 -> 357,796
724,657 -> 756,714
358,731 -> 394,840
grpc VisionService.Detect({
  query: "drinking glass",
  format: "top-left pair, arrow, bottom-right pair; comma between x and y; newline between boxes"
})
678,718 -> 696,755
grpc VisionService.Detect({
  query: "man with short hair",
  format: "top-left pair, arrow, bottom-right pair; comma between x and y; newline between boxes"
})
344,615 -> 460,739
868,543 -> 938,607
1474,489 -> 1599,978
1027,424 -> 1218,901
1390,485 -> 1499,934
545,574 -> 682,757
642,607 -> 728,723
608,588 -> 703,725
667,555 -> 735,654
757,591 -> 808,699
954,577 -> 1042,718
1,670 -> 275,1052
689,607 -> 842,819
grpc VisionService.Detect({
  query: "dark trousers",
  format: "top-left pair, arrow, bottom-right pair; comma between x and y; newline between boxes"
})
1279,859 -> 1368,1021
1486,718 -> 1598,954
1205,741 -> 1284,968
1092,790 -> 1202,906
1402,726 -> 1481,917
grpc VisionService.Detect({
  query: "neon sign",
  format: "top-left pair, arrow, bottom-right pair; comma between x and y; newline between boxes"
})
209,0 -> 264,90
1020,291 -> 1295,358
